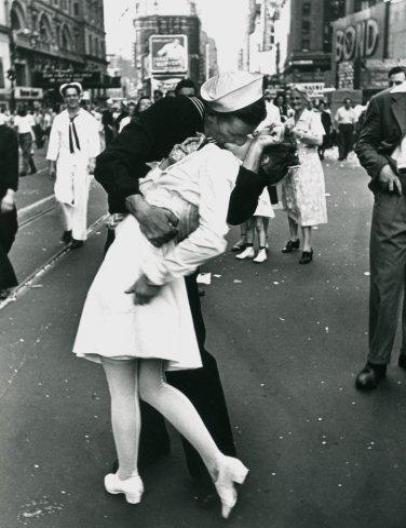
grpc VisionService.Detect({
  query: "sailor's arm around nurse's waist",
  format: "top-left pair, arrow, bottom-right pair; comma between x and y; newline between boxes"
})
226,126 -> 282,225
134,148 -> 240,293
94,97 -> 202,199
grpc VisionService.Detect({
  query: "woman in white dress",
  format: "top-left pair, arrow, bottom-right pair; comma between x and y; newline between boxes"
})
281,86 -> 328,264
73,72 -> 273,519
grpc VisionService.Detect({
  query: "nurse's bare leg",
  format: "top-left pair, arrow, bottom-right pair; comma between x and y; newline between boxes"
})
103,359 -> 141,479
139,359 -> 248,518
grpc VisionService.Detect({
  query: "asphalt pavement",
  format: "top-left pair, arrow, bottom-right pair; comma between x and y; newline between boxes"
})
1,149 -> 406,528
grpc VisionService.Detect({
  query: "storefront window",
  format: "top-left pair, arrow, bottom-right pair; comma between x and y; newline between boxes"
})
61,26 -> 72,51
10,2 -> 25,30
302,1 -> 311,16
15,63 -> 27,87
39,15 -> 52,43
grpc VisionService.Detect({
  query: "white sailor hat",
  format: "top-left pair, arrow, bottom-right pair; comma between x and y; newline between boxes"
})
59,82 -> 83,97
200,71 -> 263,112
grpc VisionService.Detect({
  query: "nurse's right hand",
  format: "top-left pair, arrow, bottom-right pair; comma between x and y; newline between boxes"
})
126,194 -> 179,247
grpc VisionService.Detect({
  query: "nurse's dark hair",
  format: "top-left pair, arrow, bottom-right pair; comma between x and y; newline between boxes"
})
206,98 -> 266,127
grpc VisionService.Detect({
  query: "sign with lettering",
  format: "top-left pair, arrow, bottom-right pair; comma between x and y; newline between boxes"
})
33,71 -> 121,89
150,35 -> 188,75
332,3 -> 385,64
14,87 -> 44,99
337,61 -> 354,89
293,82 -> 326,95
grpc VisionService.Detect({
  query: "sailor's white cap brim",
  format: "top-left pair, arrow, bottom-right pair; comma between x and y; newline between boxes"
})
201,71 -> 263,112
59,82 -> 83,97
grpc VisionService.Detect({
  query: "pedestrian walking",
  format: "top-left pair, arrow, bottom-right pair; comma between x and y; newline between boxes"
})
317,100 -> 332,161
101,107 -> 117,147
334,97 -> 356,161
175,78 -> 198,97
75,72 -> 272,518
47,82 -> 101,249
32,107 -> 44,149
95,71 -> 269,483
118,101 -> 137,133
274,91 -> 291,122
13,105 -> 37,176
42,108 -> 54,144
281,85 -> 327,264
135,96 -> 152,118
153,89 -> 163,103
0,116 -> 19,300
235,187 -> 275,263
354,66 -> 406,390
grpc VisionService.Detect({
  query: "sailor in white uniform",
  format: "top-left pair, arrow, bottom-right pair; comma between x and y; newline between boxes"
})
47,82 -> 101,248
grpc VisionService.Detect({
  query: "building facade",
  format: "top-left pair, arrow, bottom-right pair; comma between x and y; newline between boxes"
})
244,0 -> 278,75
133,0 -> 216,94
332,0 -> 406,93
272,0 -> 345,87
0,0 -> 12,106
7,0 -> 108,106
200,30 -> 218,82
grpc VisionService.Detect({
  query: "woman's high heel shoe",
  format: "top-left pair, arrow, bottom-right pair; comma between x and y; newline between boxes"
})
281,239 -> 300,253
213,457 -> 249,519
104,472 -> 144,504
299,249 -> 313,265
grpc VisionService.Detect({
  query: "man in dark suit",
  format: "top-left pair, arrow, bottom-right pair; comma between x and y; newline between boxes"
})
355,66 -> 406,390
95,73 -> 274,479
0,119 -> 19,300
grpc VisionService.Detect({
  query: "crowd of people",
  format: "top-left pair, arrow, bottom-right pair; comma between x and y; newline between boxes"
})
0,78 -> 200,281
1,65 -> 406,519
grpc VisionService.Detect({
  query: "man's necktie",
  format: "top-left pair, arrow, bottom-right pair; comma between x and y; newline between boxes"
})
69,115 -> 81,154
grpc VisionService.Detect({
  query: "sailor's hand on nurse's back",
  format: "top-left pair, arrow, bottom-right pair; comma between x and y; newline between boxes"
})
126,194 -> 179,247
125,274 -> 161,305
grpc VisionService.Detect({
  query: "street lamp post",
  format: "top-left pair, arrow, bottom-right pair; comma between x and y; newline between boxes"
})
383,0 -> 391,60
8,25 -> 17,113
6,68 -> 16,112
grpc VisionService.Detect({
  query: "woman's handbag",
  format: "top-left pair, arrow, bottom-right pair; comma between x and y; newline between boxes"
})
260,129 -> 300,186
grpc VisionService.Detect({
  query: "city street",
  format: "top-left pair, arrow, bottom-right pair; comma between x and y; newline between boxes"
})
1,148 -> 406,528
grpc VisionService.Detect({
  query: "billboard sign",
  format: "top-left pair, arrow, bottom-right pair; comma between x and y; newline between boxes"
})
332,2 -> 385,64
33,70 -> 121,89
150,35 -> 188,75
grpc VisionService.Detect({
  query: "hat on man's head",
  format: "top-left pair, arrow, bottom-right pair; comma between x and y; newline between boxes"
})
201,71 -> 263,113
59,82 -> 83,97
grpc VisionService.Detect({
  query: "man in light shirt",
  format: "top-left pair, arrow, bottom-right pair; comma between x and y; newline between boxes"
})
13,105 -> 37,176
355,66 -> 406,390
334,97 -> 356,161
